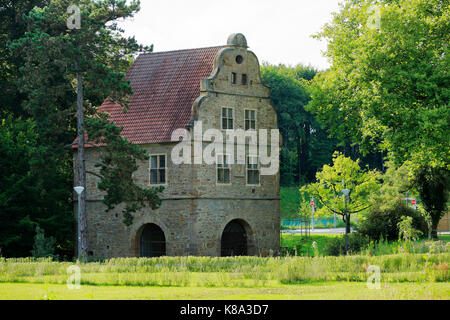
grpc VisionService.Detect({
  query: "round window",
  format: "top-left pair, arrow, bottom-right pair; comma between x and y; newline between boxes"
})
236,55 -> 243,64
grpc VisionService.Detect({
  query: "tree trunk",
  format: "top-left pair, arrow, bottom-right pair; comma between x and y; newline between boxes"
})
431,218 -> 439,240
346,214 -> 351,234
343,213 -> 350,255
301,122 -> 310,181
296,134 -> 302,184
76,70 -> 87,261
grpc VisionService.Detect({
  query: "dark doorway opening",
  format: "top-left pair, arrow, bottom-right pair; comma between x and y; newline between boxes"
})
221,220 -> 248,256
140,224 -> 166,257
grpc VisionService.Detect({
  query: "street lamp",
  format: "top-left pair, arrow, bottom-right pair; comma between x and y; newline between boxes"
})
74,186 -> 84,261
342,189 -> 350,255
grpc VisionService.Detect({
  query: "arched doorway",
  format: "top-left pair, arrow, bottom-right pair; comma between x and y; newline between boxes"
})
140,223 -> 166,257
221,220 -> 248,256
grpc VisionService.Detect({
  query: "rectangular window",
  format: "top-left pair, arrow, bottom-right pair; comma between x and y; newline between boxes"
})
241,74 -> 247,85
245,109 -> 256,130
247,155 -> 260,185
231,72 -> 237,84
221,107 -> 233,130
150,154 -> 167,185
217,154 -> 231,184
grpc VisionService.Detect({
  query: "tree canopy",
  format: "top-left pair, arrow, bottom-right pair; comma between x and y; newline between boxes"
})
306,0 -> 449,238
307,0 -> 449,170
301,152 -> 381,218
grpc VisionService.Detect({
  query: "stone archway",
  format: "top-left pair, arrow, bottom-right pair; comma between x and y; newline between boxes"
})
221,219 -> 254,256
139,223 -> 166,257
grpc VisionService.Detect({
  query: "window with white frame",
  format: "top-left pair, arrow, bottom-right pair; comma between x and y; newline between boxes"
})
217,154 -> 231,184
221,107 -> 233,130
231,72 -> 237,84
246,155 -> 260,185
245,109 -> 256,130
150,154 -> 167,185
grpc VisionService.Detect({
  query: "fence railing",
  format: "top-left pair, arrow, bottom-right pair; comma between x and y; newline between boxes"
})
281,216 -> 350,230
280,219 -> 311,236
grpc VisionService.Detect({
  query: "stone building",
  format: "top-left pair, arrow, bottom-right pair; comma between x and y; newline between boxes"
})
75,33 -> 280,258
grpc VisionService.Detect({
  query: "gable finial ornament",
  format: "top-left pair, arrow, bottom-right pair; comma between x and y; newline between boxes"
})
227,33 -> 248,48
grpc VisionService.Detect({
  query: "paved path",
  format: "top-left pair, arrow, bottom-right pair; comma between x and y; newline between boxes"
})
282,227 -> 354,234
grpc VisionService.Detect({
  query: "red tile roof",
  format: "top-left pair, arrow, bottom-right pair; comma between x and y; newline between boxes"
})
98,46 -> 225,145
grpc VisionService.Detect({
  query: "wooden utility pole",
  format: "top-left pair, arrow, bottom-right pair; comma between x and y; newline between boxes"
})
76,68 -> 87,261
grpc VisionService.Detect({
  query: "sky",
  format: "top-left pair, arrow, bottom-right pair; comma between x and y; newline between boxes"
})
119,0 -> 343,70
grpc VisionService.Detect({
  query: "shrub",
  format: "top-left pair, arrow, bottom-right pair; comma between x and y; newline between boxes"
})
398,216 -> 423,242
323,233 -> 370,256
31,226 -> 57,259
358,202 -> 428,241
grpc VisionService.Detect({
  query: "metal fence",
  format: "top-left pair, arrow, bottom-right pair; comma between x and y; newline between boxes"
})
281,217 -> 343,229
280,219 -> 311,236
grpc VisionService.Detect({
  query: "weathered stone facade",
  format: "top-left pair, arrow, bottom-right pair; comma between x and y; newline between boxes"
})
74,34 -> 280,258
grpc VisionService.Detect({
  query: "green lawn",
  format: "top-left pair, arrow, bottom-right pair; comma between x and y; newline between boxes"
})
0,281 -> 448,300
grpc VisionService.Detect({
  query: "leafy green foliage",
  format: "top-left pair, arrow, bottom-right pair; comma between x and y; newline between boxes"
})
307,0 -> 449,241
31,225 -> 57,258
323,233 -> 371,256
368,161 -> 414,211
260,64 -> 338,184
413,166 -> 449,238
358,201 -> 428,241
308,0 -> 449,170
301,152 -> 381,217
0,0 -> 156,257
0,115 -> 74,257
398,216 -> 423,243
0,1 -> 76,258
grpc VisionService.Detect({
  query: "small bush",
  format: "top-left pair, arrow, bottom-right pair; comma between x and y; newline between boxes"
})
323,233 -> 370,256
31,226 -> 57,259
358,202 -> 428,241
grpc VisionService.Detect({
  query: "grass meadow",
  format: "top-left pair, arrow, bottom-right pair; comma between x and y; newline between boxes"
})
0,237 -> 448,300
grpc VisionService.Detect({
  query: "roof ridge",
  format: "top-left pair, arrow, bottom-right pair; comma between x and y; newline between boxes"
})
141,45 -> 227,56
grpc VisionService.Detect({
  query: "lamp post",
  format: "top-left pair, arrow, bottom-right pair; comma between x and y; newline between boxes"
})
74,186 -> 84,261
342,189 -> 350,255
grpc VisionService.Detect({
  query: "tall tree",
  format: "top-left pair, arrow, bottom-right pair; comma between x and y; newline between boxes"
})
0,0 -> 75,258
10,0 -> 163,259
307,0 -> 449,238
261,64 -> 337,185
